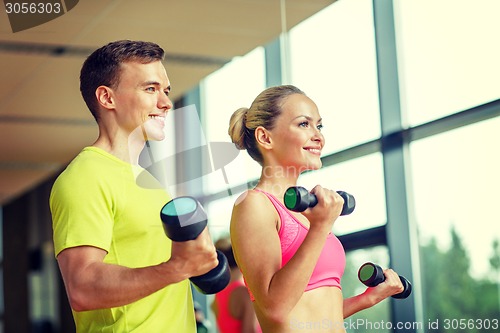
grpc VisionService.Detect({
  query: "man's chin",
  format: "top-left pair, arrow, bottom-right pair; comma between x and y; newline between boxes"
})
146,134 -> 166,142
142,126 -> 166,142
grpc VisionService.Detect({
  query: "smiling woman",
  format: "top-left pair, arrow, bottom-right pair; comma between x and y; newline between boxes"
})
226,85 -> 405,333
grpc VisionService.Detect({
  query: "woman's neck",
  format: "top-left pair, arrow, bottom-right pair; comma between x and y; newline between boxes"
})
255,164 -> 300,201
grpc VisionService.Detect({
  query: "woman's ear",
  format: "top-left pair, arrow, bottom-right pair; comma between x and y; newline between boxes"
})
255,126 -> 273,150
96,86 -> 115,110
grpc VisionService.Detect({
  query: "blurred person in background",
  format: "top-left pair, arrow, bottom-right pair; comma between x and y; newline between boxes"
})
212,236 -> 259,333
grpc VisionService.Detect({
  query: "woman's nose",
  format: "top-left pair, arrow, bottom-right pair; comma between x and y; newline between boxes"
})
312,128 -> 324,143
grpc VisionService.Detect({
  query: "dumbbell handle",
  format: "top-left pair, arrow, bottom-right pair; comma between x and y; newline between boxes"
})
284,186 -> 355,215
358,262 -> 412,299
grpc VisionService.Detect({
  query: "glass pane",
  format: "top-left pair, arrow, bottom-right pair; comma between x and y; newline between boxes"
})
206,194 -> 240,242
298,153 -> 386,235
410,118 -> 500,324
289,0 -> 381,153
342,246 -> 391,333
201,47 -> 265,194
395,0 -> 500,125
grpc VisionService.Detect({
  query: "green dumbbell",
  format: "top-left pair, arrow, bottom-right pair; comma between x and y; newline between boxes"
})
358,262 -> 412,299
284,186 -> 355,215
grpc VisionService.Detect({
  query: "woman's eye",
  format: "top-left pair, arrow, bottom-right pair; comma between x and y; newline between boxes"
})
299,121 -> 309,127
317,124 -> 323,131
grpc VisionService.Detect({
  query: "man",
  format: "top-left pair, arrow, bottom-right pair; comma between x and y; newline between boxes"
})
50,40 -> 218,332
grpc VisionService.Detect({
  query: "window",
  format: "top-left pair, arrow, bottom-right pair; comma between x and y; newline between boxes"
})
206,195 -> 239,242
298,153 -> 386,235
410,117 -> 500,321
196,0 -> 500,329
395,0 -> 500,126
201,47 -> 266,195
289,0 -> 380,153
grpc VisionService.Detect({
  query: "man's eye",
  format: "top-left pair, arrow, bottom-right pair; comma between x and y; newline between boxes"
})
146,87 -> 156,92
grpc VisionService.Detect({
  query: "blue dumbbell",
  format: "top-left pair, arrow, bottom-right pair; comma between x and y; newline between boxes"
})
160,196 -> 230,294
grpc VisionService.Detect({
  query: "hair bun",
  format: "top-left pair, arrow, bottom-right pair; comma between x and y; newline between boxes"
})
228,107 -> 249,150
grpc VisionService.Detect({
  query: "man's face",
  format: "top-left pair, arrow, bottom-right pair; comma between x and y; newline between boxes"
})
111,60 -> 172,142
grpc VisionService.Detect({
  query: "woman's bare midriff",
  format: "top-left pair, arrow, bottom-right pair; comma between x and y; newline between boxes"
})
256,287 -> 346,333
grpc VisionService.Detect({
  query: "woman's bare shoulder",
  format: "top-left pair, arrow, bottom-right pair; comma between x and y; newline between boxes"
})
231,189 -> 277,228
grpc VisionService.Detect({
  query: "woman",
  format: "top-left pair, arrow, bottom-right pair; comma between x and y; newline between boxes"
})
228,85 -> 404,333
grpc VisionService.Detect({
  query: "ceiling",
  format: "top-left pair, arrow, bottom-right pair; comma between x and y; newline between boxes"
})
0,0 -> 336,206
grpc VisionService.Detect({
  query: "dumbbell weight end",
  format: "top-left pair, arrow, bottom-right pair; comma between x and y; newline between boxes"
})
358,262 -> 412,299
190,250 -> 230,295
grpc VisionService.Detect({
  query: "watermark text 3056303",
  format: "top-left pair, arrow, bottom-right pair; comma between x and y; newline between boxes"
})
3,0 -> 79,33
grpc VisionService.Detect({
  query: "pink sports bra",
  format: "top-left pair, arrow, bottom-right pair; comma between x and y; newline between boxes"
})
245,189 -> 345,300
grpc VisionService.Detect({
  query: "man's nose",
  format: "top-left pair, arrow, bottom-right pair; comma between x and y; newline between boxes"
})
159,92 -> 173,111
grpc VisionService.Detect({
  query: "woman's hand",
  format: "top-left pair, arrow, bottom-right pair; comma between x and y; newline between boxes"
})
363,268 -> 405,305
301,185 -> 344,232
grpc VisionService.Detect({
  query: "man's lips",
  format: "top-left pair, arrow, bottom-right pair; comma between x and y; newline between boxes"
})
148,114 -> 165,124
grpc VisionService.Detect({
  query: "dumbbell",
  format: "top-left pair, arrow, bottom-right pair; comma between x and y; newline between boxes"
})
160,196 -> 230,294
284,186 -> 356,215
358,262 -> 412,299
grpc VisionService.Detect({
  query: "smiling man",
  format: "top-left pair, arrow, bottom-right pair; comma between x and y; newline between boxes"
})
50,40 -> 218,332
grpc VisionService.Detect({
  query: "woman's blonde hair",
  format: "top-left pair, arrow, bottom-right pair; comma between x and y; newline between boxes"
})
228,85 -> 305,165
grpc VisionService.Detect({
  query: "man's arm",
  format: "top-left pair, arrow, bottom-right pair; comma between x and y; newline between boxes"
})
57,228 -> 218,311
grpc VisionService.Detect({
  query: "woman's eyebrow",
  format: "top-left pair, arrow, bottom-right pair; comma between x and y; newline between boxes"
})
293,115 -> 322,122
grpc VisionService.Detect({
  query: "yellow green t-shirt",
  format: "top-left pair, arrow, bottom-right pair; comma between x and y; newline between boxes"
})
50,146 -> 195,333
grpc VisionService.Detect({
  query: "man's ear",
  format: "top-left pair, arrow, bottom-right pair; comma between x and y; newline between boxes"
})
96,86 -> 115,110
255,126 -> 273,150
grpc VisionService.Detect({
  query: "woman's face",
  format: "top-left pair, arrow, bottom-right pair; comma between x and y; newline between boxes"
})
267,93 -> 325,173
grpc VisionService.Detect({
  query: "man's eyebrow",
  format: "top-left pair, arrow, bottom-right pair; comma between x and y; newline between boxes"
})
142,80 -> 160,87
142,81 -> 171,91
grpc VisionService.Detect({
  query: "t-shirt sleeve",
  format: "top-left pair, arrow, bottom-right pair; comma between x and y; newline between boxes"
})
50,169 -> 116,257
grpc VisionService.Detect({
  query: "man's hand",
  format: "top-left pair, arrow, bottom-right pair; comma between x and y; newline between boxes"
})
169,226 -> 219,279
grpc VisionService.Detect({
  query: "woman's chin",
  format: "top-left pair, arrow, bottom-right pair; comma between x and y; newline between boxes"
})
299,162 -> 322,173
307,160 -> 322,170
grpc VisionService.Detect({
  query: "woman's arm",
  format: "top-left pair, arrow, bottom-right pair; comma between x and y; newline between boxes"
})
343,268 -> 405,318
